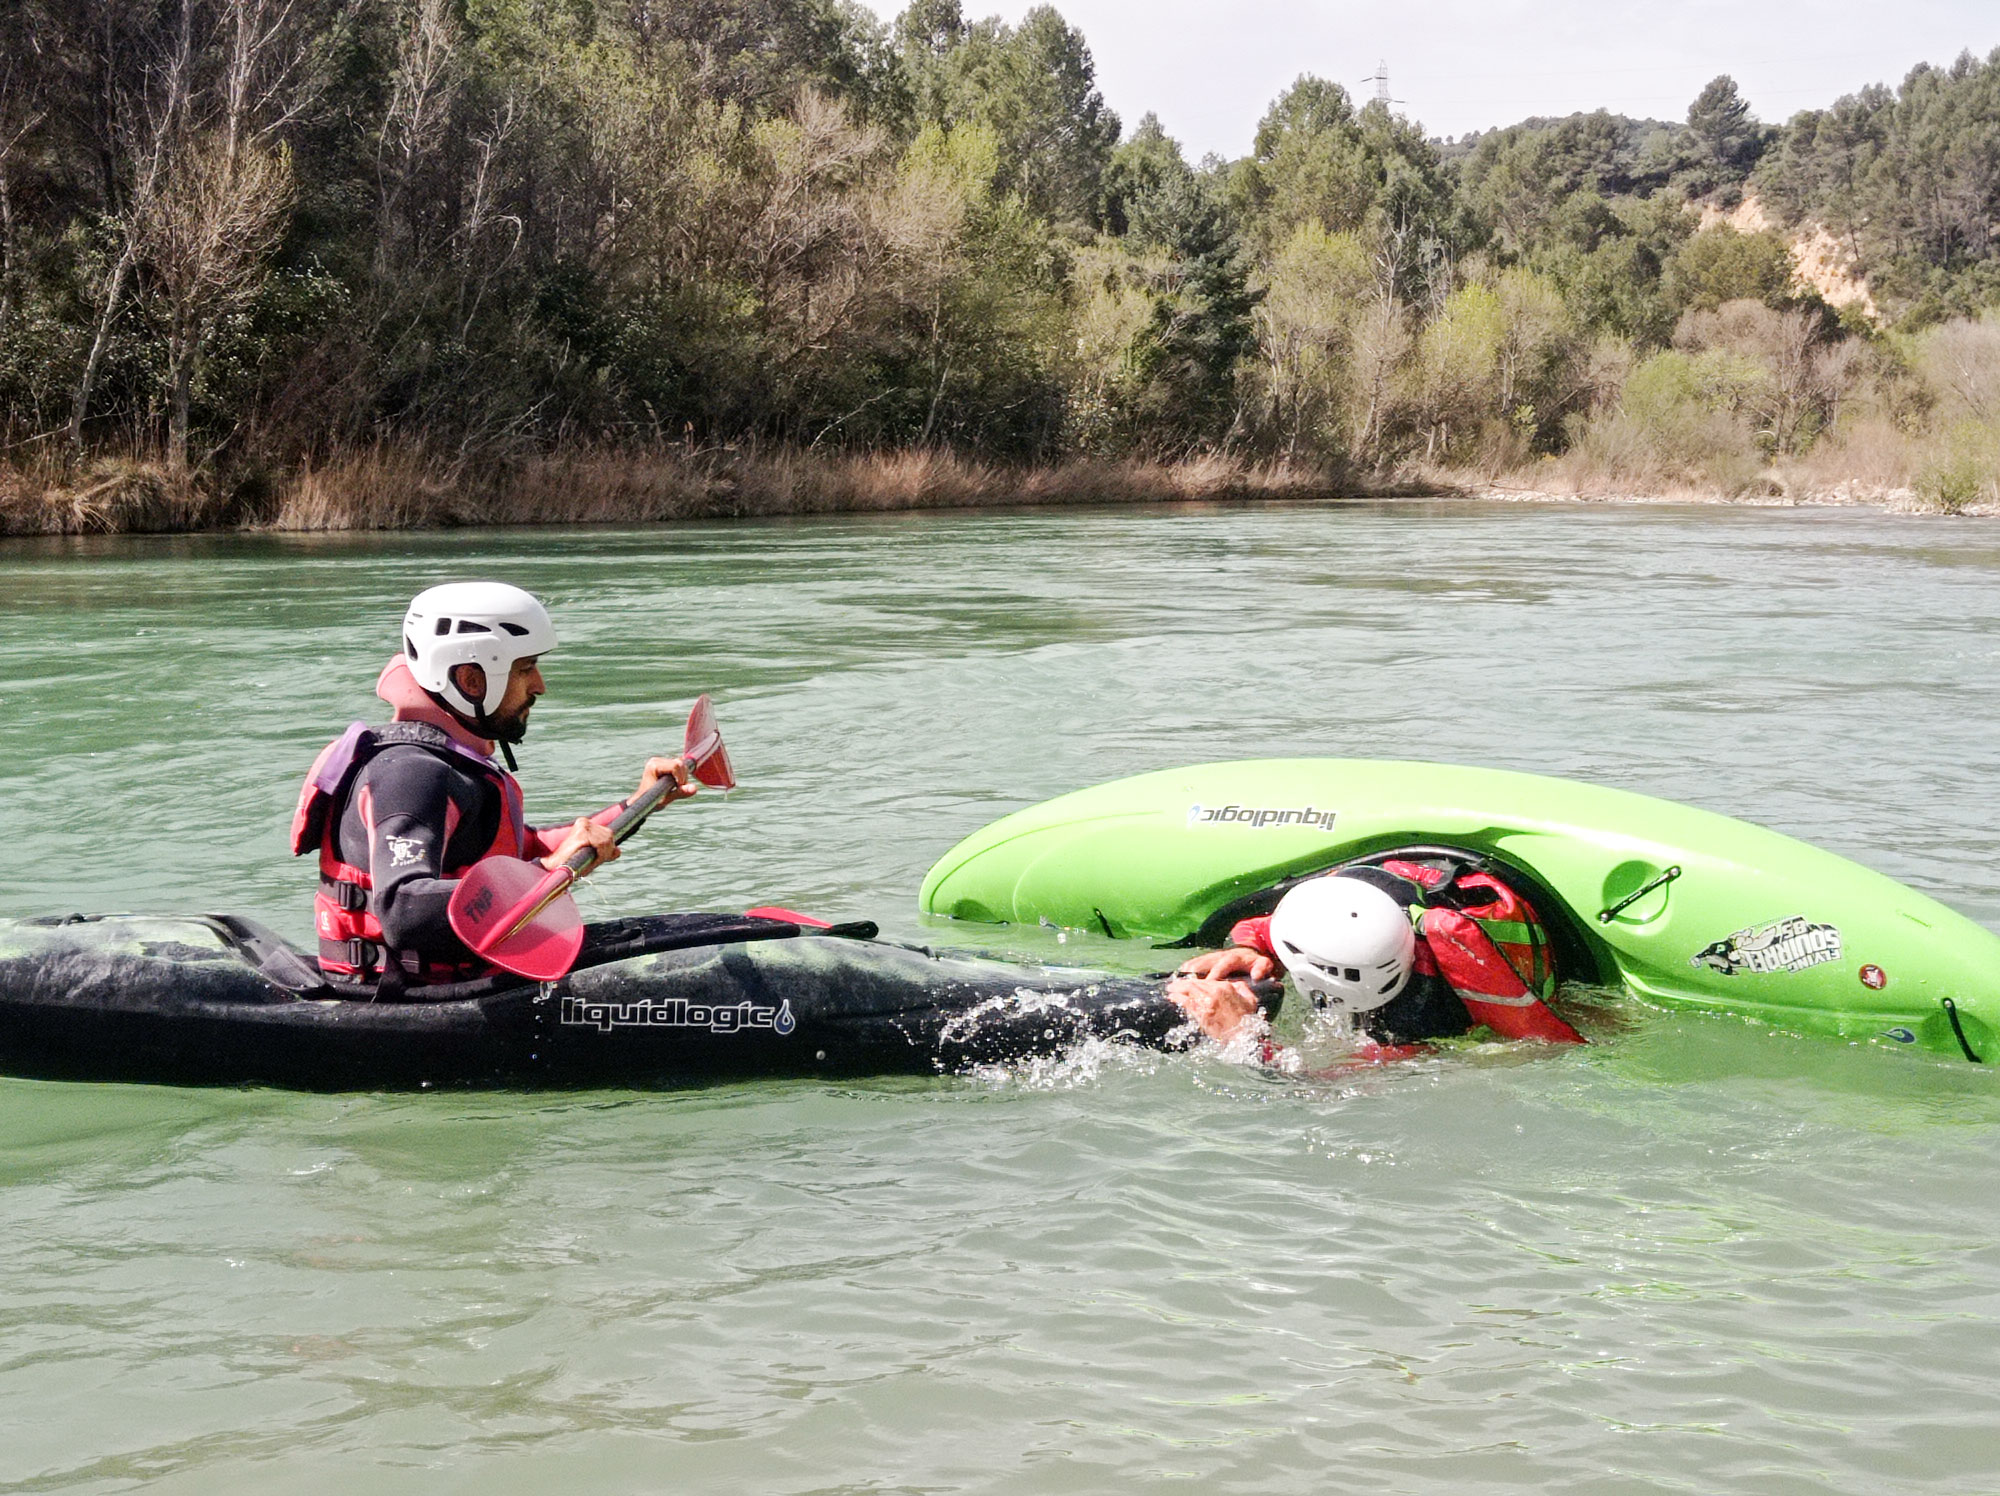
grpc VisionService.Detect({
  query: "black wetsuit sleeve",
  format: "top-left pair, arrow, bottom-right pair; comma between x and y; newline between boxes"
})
340,749 -> 499,961
1360,977 -> 1474,1046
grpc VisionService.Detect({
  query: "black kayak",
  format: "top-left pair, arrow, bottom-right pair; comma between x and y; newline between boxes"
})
0,912 -> 1271,1090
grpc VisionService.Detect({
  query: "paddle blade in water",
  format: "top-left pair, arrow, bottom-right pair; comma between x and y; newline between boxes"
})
684,694 -> 737,789
447,856 -> 586,980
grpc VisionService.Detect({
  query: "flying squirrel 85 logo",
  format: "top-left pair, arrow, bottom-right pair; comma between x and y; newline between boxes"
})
1186,803 -> 1339,832
1691,915 -> 1842,977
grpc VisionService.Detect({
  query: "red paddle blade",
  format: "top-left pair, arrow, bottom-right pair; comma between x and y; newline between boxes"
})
447,856 -> 586,980
683,694 -> 736,790
694,741 -> 735,790
744,904 -> 831,929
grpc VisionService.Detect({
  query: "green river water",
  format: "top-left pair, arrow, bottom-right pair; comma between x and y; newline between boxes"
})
3,500 -> 1999,1493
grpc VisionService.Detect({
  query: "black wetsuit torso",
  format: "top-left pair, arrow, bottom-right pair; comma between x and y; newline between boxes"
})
327,735 -> 511,973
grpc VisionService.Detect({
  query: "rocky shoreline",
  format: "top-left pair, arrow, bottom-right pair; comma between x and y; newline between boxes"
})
1463,478 -> 1989,515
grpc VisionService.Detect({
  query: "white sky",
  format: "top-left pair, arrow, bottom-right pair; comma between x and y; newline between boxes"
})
862,0 -> 2000,156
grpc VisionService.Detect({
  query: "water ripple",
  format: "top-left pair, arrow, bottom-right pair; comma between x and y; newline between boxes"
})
3,505 -> 1999,1493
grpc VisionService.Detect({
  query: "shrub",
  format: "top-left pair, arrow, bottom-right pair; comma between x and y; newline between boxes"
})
1666,226 -> 1794,314
1565,348 -> 1766,492
1915,420 -> 2000,513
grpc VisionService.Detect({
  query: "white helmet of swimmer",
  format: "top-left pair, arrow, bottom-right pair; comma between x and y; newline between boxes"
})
403,582 -> 558,718
1268,876 -> 1417,1013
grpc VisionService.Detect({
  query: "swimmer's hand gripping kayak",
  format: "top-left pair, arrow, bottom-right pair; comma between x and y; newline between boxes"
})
448,695 -> 737,980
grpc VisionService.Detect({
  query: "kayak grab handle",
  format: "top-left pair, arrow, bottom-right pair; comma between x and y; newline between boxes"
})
1597,865 -> 1682,924
1942,997 -> 1984,1064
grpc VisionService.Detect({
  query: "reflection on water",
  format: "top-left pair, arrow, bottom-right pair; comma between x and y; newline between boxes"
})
2,500 -> 1998,1494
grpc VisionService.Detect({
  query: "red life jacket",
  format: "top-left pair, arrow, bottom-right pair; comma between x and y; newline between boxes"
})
1378,858 -> 1581,1044
291,722 -> 530,985
1230,857 -> 1584,1045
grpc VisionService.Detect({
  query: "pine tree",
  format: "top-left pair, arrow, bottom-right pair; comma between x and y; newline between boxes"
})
1685,75 -> 1765,180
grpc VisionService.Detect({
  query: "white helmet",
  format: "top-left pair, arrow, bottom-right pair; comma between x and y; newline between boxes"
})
403,582 -> 557,718
1268,876 -> 1417,1013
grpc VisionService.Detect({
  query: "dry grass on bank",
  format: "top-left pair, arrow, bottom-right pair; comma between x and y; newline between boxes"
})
1467,418 -> 1996,514
0,451 -> 234,535
1,444 -> 1367,536
6,435 -> 1990,538
271,445 -> 1364,530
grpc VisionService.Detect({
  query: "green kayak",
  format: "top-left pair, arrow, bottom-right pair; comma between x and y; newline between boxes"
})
920,759 -> 2000,1063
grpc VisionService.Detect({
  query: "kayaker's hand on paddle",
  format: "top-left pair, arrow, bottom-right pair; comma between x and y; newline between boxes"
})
635,755 -> 698,803
1176,946 -> 1278,984
542,817 -> 619,875
1166,975 -> 1263,1043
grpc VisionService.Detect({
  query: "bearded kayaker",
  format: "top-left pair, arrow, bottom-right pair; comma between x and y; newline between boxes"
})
291,582 -> 696,995
1167,855 -> 1586,1059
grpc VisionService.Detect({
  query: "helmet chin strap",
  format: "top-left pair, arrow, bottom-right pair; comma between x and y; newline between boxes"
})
427,687 -> 521,770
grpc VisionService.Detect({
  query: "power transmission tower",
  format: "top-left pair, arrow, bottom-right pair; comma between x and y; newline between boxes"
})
1362,60 -> 1399,107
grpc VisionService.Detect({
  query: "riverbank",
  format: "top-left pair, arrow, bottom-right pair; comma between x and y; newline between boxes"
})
0,446 -> 1389,537
0,443 -> 1986,537
1462,475 -> 1990,515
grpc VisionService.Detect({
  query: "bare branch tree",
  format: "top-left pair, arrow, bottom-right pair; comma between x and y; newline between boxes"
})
119,0 -> 311,470
0,60 -> 47,333
452,96 -> 523,339
377,0 -> 460,269
67,1 -> 192,453
219,0 -> 311,165
136,128 -> 293,469
1350,297 -> 1409,466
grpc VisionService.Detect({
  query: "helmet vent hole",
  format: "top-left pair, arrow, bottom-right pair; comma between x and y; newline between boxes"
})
499,621 -> 529,636
434,618 -> 452,635
455,620 -> 492,634
1344,968 -> 1360,982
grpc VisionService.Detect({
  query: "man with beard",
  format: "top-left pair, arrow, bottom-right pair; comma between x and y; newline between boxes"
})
292,582 -> 696,994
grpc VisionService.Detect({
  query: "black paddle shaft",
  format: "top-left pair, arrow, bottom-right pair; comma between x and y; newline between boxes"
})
563,771 -> 693,875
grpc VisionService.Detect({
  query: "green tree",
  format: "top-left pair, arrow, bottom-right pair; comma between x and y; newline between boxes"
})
1688,76 -> 1768,175
1684,75 -> 1767,184
1529,193 -> 1688,346
1666,225 -> 1794,314
1233,76 -> 1371,248
1410,282 -> 1505,459
1249,221 -> 1372,459
1571,345 -> 1767,491
1118,164 -> 1260,452
1754,86 -> 1891,243
869,119 -> 1068,452
1233,76 -> 1465,305
901,3 -> 1119,233
1488,266 -> 1594,452
1460,111 -> 1673,255
616,0 -> 881,112
1752,52 -> 2000,320
1099,112 -> 1184,237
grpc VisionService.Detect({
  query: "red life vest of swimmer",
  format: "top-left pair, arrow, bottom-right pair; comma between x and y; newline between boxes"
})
291,721 -> 530,986
1231,856 -> 1584,1046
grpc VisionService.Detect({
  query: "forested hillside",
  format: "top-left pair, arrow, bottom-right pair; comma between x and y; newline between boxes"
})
4,0 -> 1999,528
